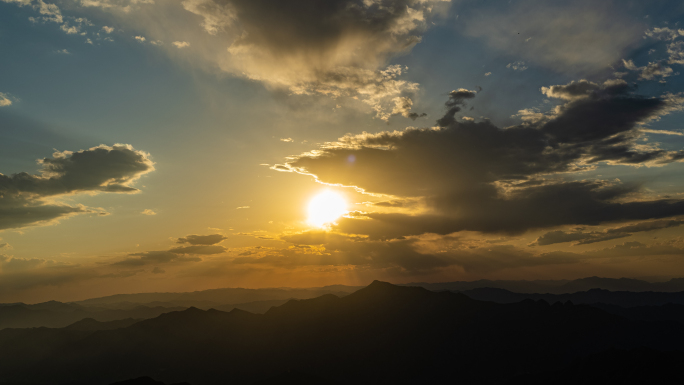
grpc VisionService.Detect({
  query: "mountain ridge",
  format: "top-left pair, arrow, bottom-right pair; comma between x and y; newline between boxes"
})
2,281 -> 681,385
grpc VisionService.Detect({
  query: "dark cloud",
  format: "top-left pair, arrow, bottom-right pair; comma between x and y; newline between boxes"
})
541,79 -> 631,101
0,202 -> 88,231
532,219 -> 684,246
285,83 -> 684,237
372,199 -> 414,208
175,0 -> 450,119
111,233 -> 227,267
221,0 -> 431,55
112,251 -> 202,267
168,245 -> 227,255
531,229 -> 629,247
0,144 -> 153,230
176,234 -> 227,245
436,88 -> 478,127
333,184 -> 684,238
582,241 -> 684,259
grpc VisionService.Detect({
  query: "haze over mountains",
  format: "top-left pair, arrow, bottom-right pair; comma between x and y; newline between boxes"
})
2,280 -> 684,384
5,277 -> 684,330
0,287 -> 357,330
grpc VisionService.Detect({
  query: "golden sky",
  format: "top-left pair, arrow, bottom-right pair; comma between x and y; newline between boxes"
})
2,0 -> 684,302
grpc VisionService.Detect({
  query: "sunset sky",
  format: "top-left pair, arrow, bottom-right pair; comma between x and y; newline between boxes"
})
2,0 -> 684,302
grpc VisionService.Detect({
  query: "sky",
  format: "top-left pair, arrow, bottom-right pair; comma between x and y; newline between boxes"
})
2,0 -> 684,303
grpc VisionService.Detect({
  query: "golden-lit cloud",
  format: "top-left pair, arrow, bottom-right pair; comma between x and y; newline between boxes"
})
0,92 -> 12,107
280,81 -> 684,238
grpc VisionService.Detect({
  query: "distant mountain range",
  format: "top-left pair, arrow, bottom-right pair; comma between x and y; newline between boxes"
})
410,276 -> 684,294
0,302 -> 186,329
0,287 -> 353,330
1,281 -> 684,385
5,277 -> 684,331
69,277 -> 684,308
72,287 -> 360,308
459,287 -> 684,307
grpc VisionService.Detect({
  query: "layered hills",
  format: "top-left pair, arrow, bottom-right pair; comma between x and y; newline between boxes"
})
1,281 -> 684,385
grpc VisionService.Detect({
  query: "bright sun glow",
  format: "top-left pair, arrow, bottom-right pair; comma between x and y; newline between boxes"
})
307,190 -> 348,227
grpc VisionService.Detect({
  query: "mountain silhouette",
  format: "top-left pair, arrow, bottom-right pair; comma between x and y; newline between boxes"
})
73,287 -> 360,309
409,276 -> 684,293
0,302 -> 186,330
0,281 -> 683,385
460,287 -> 684,307
65,318 -> 142,332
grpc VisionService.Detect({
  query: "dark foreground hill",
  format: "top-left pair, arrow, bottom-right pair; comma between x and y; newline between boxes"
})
1,281 -> 683,385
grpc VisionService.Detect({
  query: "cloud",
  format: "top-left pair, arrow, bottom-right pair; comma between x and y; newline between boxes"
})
644,27 -> 684,42
233,231 -> 578,273
541,79 -> 630,101
623,59 -> 674,82
435,88 -> 477,127
623,27 -> 684,83
667,40 -> 684,65
280,138 -> 294,143
60,24 -> 78,34
0,92 -> 12,107
2,0 -> 97,38
1,0 -> 33,5
461,0 -> 645,74
531,219 -> 684,246
111,250 -> 201,267
141,209 -> 156,215
167,245 -> 227,254
0,254 -> 94,292
176,234 -> 227,245
82,0 -> 452,120
0,144 -> 154,230
581,240 -> 684,259
111,233 -> 227,267
134,35 -> 146,42
102,25 -> 114,33
282,81 -> 684,238
391,96 -> 427,120
172,41 -> 190,48
506,61 -> 527,71
55,49 -> 70,54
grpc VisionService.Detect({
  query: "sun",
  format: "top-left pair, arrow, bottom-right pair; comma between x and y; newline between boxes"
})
307,190 -> 348,227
